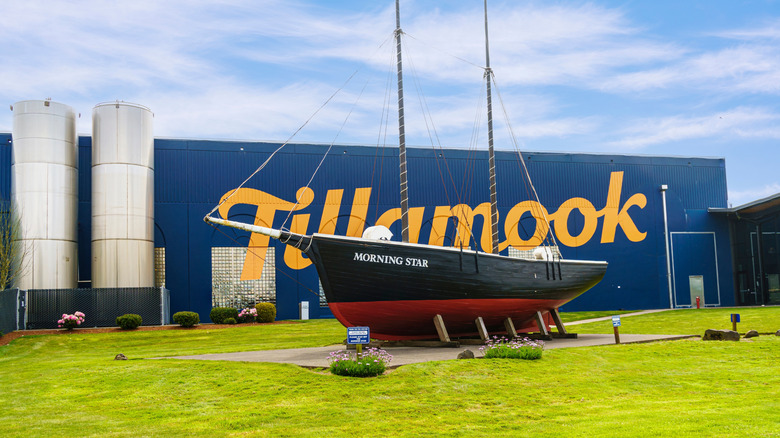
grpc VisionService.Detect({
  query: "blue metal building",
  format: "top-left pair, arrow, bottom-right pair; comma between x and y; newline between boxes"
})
1,132 -> 738,321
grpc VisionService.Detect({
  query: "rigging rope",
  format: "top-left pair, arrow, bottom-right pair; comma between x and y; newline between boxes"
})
404,35 -> 487,248
204,68 -> 361,220
280,75 -> 375,230
207,222 -> 320,298
205,32 -> 396,222
403,32 -> 485,71
490,73 -> 560,252
371,46 -> 397,223
204,26 -> 559,256
405,42 -> 456,209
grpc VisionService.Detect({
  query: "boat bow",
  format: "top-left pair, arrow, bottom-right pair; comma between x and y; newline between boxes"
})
204,215 -> 312,251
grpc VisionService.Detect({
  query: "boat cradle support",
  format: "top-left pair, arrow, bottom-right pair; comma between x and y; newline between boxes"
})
442,309 -> 577,344
526,308 -> 578,340
434,314 -> 451,343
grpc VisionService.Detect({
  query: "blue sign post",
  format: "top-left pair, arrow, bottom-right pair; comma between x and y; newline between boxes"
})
731,314 -> 740,332
347,326 -> 370,355
612,316 -> 621,344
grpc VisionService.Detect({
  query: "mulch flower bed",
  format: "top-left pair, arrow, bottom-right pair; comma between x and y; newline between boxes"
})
0,321 -> 298,347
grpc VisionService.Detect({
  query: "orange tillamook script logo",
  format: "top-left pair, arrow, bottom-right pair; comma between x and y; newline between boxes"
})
217,171 -> 646,279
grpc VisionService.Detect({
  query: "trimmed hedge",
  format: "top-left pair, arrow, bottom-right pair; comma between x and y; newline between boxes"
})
224,317 -> 237,325
173,311 -> 200,327
255,302 -> 276,323
116,314 -> 143,330
210,307 -> 238,324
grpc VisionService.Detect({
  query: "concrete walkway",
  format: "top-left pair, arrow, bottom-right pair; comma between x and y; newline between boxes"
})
162,333 -> 696,368
563,308 -> 672,326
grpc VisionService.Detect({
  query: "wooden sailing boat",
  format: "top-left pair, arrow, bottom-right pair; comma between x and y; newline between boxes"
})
205,0 -> 607,340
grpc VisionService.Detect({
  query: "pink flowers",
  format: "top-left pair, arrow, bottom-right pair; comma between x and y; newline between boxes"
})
238,307 -> 257,323
58,311 -> 85,330
238,308 -> 257,318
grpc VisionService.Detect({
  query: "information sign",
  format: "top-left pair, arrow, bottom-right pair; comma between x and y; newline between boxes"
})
611,316 -> 621,344
730,313 -> 740,331
347,326 -> 370,345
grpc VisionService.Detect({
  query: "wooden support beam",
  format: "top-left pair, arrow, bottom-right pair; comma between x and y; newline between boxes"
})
475,317 -> 489,341
534,311 -> 549,337
433,314 -> 451,343
503,317 -> 518,338
549,308 -> 567,335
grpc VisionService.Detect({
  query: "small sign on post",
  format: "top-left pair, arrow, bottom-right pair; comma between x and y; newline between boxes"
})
612,315 -> 621,344
347,326 -> 370,356
730,313 -> 740,332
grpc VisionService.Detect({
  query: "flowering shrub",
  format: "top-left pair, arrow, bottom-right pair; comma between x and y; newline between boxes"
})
479,336 -> 544,360
327,347 -> 393,377
237,307 -> 257,323
58,311 -> 85,330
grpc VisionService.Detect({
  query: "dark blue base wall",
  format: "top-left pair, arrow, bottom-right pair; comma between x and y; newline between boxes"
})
0,134 -> 735,321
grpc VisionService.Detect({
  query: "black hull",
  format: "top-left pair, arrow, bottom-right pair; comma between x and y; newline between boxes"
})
300,233 -> 607,340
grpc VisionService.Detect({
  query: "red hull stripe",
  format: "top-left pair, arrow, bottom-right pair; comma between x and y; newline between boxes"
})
329,298 -> 561,341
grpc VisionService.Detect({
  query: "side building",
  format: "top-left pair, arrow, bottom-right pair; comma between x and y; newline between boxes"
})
2,132 -> 751,321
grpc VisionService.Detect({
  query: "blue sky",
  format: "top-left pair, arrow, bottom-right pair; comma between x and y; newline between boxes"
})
2,0 -> 779,206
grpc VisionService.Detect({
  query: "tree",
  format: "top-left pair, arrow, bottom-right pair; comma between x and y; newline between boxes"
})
0,199 -> 26,290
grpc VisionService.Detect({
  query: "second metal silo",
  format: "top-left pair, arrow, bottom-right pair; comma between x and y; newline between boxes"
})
91,102 -> 154,287
11,100 -> 79,289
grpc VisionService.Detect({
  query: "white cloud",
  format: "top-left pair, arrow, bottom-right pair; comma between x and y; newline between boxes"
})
608,107 -> 780,150
729,183 -> 780,207
2,0 -> 780,157
715,19 -> 780,41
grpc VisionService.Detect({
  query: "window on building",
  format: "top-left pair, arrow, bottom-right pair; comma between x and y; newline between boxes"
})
154,247 -> 166,288
211,246 -> 276,309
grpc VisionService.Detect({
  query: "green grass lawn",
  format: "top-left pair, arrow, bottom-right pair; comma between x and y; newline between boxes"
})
569,307 -> 780,335
557,309 -> 636,323
1,310 -> 779,437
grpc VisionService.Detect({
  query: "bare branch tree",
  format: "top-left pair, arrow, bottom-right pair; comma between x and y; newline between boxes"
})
0,199 -> 28,290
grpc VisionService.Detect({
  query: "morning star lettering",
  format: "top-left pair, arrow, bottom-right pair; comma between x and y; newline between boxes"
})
354,253 -> 429,268
216,171 -> 646,279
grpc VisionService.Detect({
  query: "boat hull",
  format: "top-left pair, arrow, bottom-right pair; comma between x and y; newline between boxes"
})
306,234 -> 607,340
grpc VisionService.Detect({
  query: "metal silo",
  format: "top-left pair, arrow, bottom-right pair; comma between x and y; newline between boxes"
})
11,100 -> 79,289
91,102 -> 154,287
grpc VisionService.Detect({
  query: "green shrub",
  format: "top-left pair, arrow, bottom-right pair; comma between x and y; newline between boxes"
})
173,311 -> 200,327
224,317 -> 237,324
328,348 -> 392,377
116,314 -> 143,330
479,337 -> 544,360
210,307 -> 238,324
255,302 -> 276,323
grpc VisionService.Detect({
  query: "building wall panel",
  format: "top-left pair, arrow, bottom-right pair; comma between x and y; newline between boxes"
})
0,133 -> 736,321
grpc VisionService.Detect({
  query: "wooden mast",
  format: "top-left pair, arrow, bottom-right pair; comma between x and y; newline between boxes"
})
395,0 -> 410,243
484,0 -> 500,254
